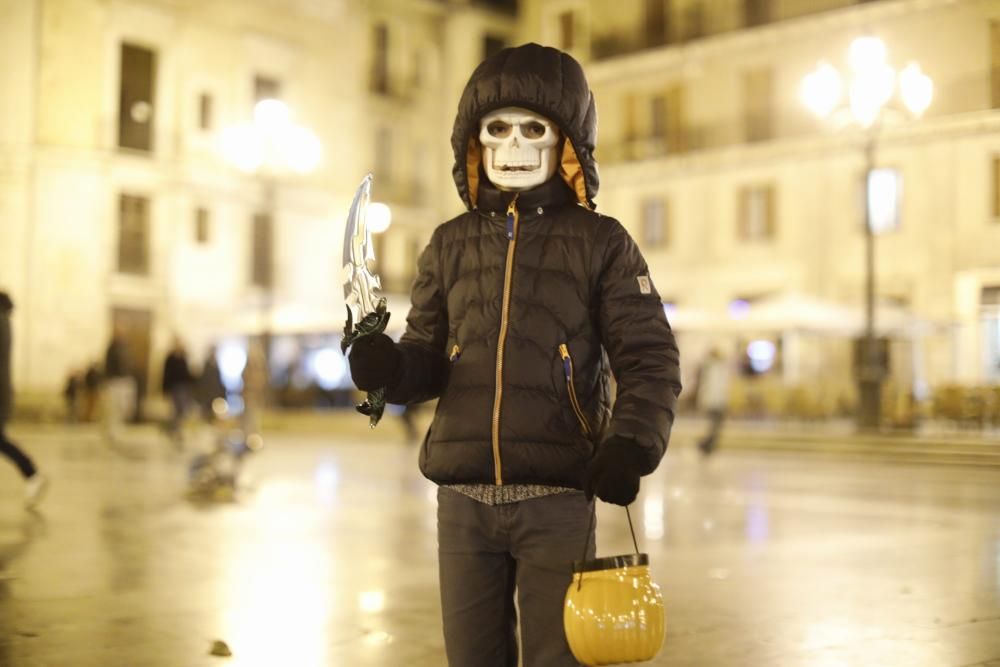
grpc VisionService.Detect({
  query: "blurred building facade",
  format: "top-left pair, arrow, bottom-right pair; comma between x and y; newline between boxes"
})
0,0 -> 515,398
518,0 -> 1000,403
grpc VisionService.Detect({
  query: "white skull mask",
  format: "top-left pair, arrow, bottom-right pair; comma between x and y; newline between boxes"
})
479,107 -> 561,191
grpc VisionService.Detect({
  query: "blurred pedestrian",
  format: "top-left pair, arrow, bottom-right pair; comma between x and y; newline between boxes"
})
198,345 -> 226,421
241,342 -> 268,436
82,363 -> 101,422
0,291 -> 49,508
63,368 -> 81,424
697,347 -> 731,457
103,325 -> 135,444
162,338 -> 194,446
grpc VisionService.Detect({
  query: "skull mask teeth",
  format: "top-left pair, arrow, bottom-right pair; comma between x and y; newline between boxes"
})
479,107 -> 561,192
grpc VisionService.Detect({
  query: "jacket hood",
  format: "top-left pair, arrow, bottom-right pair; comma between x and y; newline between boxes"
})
450,42 -> 599,211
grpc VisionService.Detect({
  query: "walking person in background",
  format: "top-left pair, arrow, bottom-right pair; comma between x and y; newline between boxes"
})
697,347 -> 731,457
241,342 -> 268,437
82,363 -> 101,422
0,291 -> 49,508
103,325 -> 135,445
63,368 -> 81,424
198,345 -> 226,421
162,338 -> 195,447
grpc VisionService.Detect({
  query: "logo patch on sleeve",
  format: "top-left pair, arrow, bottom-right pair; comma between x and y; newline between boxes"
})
637,275 -> 652,294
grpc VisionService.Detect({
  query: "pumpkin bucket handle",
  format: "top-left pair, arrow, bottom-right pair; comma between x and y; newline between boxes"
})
576,504 -> 640,591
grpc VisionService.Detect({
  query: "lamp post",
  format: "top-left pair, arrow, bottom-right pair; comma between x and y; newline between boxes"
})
220,99 -> 322,365
800,37 -> 933,430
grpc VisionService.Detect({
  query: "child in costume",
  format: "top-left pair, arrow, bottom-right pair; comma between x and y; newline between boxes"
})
349,43 -> 681,666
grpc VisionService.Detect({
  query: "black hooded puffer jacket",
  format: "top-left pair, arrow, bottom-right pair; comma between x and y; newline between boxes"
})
387,43 -> 681,489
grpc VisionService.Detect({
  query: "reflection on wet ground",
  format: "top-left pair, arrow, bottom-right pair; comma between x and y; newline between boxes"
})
1,423 -> 999,666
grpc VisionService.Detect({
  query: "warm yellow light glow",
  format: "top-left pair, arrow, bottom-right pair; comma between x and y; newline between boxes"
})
848,36 -> 887,72
848,63 -> 895,127
643,494 -> 664,540
359,590 -> 386,613
867,168 -> 901,234
286,126 -> 323,173
899,62 -> 933,116
367,202 -> 392,234
800,62 -> 842,119
219,125 -> 264,173
253,98 -> 291,132
221,99 -> 321,174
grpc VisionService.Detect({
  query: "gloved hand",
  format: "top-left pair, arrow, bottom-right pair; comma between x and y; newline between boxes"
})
348,333 -> 402,391
583,436 -> 646,506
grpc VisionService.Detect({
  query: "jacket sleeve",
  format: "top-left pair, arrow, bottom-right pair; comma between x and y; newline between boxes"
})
594,218 -> 682,475
385,228 -> 450,404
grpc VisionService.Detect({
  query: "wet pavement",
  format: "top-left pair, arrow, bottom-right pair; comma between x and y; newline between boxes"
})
1,419 -> 999,666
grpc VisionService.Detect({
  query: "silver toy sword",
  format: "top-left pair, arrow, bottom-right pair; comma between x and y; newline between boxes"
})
340,174 -> 390,428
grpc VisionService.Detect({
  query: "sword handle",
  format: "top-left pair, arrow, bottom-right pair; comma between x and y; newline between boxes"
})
356,387 -> 386,428
342,298 -> 391,428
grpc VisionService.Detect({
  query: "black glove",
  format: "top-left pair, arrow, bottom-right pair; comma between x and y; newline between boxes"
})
348,333 -> 402,392
583,437 -> 646,506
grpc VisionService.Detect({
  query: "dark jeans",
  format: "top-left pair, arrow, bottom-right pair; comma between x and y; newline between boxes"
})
0,427 -> 37,479
437,487 -> 595,667
698,408 -> 726,455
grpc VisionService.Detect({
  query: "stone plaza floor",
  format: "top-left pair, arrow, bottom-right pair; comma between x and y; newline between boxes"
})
1,417 -> 999,666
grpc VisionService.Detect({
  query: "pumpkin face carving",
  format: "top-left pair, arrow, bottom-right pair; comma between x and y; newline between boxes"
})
563,554 -> 665,666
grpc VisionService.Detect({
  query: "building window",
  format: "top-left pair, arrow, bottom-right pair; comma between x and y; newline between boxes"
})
251,212 -> 273,288
254,75 -> 281,103
374,127 -> 392,182
744,67 -> 773,143
118,194 -> 150,275
992,156 -> 1000,220
681,3 -> 705,41
195,207 -> 210,244
983,286 -> 1000,382
737,185 -> 775,241
991,22 -> 1000,109
198,93 -> 213,130
372,23 -> 390,95
558,11 -> 575,51
644,0 -> 670,47
483,34 -> 506,61
743,0 -> 771,28
866,168 -> 902,234
623,93 -> 638,142
663,86 -> 685,153
641,198 -> 669,249
117,43 -> 156,152
650,95 -> 667,141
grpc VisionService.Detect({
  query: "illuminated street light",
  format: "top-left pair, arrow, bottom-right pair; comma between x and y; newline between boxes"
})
799,62 -> 842,119
367,202 -> 393,234
220,99 -> 322,369
801,37 -> 933,431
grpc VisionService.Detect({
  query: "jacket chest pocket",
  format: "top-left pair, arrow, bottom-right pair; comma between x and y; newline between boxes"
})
558,343 -> 591,438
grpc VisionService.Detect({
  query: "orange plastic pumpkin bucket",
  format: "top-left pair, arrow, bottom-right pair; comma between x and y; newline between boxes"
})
563,508 -> 665,666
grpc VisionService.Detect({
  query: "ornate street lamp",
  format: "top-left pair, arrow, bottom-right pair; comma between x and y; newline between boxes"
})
219,99 -> 322,364
800,37 -> 933,430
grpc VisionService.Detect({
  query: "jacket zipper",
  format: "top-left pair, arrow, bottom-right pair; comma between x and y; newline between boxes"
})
491,195 -> 520,485
559,343 -> 591,437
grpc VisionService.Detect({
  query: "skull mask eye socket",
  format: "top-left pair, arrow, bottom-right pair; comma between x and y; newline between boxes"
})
487,121 -> 512,138
521,121 -> 547,140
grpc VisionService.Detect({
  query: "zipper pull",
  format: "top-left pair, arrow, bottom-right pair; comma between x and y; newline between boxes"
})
559,343 -> 572,379
449,344 -> 461,362
505,195 -> 519,240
